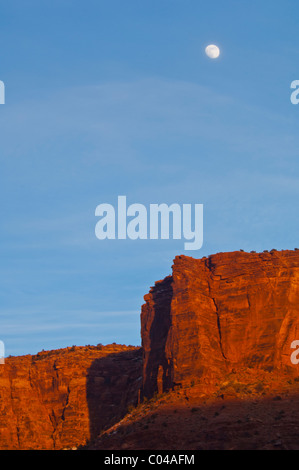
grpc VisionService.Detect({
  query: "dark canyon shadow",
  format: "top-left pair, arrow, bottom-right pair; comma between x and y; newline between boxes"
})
142,275 -> 173,398
86,276 -> 173,442
86,348 -> 142,442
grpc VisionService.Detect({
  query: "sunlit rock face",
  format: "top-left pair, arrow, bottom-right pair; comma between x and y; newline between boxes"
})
141,250 -> 299,398
0,345 -> 142,449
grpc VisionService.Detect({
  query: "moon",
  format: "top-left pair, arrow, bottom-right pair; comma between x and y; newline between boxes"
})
205,44 -> 220,59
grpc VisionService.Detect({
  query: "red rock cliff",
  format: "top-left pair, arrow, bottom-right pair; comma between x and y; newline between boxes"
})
0,345 -> 142,449
141,250 -> 299,397
2,249 -> 299,449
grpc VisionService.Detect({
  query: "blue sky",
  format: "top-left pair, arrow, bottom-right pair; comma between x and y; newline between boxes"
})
1,0 -> 299,356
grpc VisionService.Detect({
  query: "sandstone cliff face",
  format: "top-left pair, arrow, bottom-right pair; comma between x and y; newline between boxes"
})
0,345 -> 142,449
141,250 -> 299,397
2,250 -> 299,449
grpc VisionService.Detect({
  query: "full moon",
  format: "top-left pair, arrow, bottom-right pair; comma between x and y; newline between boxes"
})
205,44 -> 220,59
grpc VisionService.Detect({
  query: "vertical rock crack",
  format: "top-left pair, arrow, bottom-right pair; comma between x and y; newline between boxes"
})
212,298 -> 227,360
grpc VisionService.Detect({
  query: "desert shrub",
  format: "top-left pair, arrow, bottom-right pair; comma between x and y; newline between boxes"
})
127,404 -> 135,413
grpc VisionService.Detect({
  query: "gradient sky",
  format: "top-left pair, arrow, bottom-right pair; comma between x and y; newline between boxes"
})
1,0 -> 299,356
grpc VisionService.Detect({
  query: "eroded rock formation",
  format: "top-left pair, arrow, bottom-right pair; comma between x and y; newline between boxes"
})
0,345 -> 142,449
1,249 -> 299,449
141,250 -> 299,397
